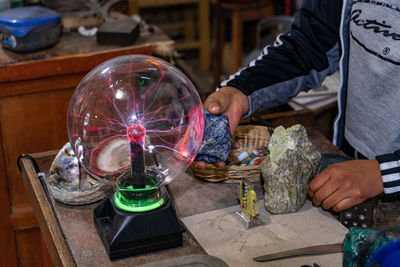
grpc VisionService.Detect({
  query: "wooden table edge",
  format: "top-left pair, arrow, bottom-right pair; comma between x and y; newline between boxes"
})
20,156 -> 75,267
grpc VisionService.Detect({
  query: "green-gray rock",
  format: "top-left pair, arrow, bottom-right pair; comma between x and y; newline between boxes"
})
261,124 -> 321,214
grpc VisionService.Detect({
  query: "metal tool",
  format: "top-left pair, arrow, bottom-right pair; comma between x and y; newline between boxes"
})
253,242 -> 344,262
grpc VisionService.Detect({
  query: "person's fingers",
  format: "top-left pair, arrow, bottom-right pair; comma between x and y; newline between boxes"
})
204,86 -> 249,115
311,180 -> 340,207
332,197 -> 361,212
214,161 -> 226,168
320,187 -> 347,210
306,160 -> 383,212
308,172 -> 331,197
193,161 -> 227,169
193,161 -> 206,169
204,94 -> 237,136
227,113 -> 241,136
207,100 -> 222,114
204,92 -> 227,115
232,141 -> 240,149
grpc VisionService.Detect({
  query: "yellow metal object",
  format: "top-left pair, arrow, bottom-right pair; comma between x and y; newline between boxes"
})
238,179 -> 260,220
246,190 -> 258,218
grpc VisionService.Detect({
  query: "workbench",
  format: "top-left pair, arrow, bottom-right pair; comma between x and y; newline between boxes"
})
19,110 -> 359,266
0,26 -> 173,267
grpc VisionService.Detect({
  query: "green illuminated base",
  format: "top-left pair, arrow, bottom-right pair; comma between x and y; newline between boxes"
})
114,191 -> 165,212
94,192 -> 183,260
115,170 -> 165,212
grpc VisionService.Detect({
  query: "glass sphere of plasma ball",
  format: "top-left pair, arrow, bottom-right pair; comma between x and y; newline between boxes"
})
67,55 -> 204,211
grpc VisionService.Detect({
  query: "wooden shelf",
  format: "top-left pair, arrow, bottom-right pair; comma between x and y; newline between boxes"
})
129,0 -> 210,71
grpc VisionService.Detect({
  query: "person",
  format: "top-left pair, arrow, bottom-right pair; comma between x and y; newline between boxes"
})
194,0 -> 400,212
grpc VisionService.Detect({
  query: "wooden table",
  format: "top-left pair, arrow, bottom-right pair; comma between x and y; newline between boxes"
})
0,26 -> 173,267
19,110 -> 351,266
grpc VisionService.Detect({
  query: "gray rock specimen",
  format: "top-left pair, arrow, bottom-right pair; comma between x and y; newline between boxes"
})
261,124 -> 321,214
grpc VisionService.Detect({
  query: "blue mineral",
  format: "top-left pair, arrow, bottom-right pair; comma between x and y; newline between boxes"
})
195,110 -> 232,163
343,227 -> 393,267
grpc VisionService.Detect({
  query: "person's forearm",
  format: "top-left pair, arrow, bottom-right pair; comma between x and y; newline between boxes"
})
219,0 -> 343,116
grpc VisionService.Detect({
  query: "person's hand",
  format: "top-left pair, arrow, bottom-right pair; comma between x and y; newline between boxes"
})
307,159 -> 383,211
204,86 -> 249,136
194,86 -> 250,169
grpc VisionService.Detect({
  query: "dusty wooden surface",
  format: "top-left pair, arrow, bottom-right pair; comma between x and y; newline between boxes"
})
0,27 -> 168,66
20,153 -> 75,267
20,126 -> 345,266
0,27 -> 171,83
20,123 -> 400,266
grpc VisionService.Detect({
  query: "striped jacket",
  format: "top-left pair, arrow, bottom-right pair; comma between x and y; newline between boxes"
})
219,0 -> 400,197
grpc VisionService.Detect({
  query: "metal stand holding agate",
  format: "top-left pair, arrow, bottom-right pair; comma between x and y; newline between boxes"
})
48,142 -> 114,205
261,124 -> 321,214
235,179 -> 265,229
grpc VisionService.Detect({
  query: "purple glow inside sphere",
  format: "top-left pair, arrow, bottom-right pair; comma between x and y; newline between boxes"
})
67,55 -> 204,186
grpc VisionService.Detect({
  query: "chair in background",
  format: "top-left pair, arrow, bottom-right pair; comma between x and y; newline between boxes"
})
242,15 -> 293,66
213,0 -> 274,87
128,0 -> 211,72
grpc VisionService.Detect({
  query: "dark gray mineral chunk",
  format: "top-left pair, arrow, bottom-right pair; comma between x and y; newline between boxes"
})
261,124 -> 321,214
195,110 -> 232,163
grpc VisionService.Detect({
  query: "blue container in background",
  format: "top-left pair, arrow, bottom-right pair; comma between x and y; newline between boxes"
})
0,6 -> 60,52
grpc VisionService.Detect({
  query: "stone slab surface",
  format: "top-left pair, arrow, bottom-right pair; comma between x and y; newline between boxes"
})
181,200 -> 348,267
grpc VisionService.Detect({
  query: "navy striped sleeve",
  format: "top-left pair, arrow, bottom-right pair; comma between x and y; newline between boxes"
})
376,151 -> 400,197
218,0 -> 342,117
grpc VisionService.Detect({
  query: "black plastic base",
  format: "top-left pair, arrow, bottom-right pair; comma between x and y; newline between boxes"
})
93,191 -> 183,260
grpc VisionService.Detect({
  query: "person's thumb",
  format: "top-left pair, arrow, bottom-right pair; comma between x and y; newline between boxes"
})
204,92 -> 227,115
207,101 -> 222,114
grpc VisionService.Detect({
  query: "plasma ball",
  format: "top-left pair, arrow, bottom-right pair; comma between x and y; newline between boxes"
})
126,124 -> 146,144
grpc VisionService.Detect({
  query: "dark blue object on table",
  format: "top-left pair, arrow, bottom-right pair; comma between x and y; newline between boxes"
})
195,110 -> 232,163
368,239 -> 400,267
